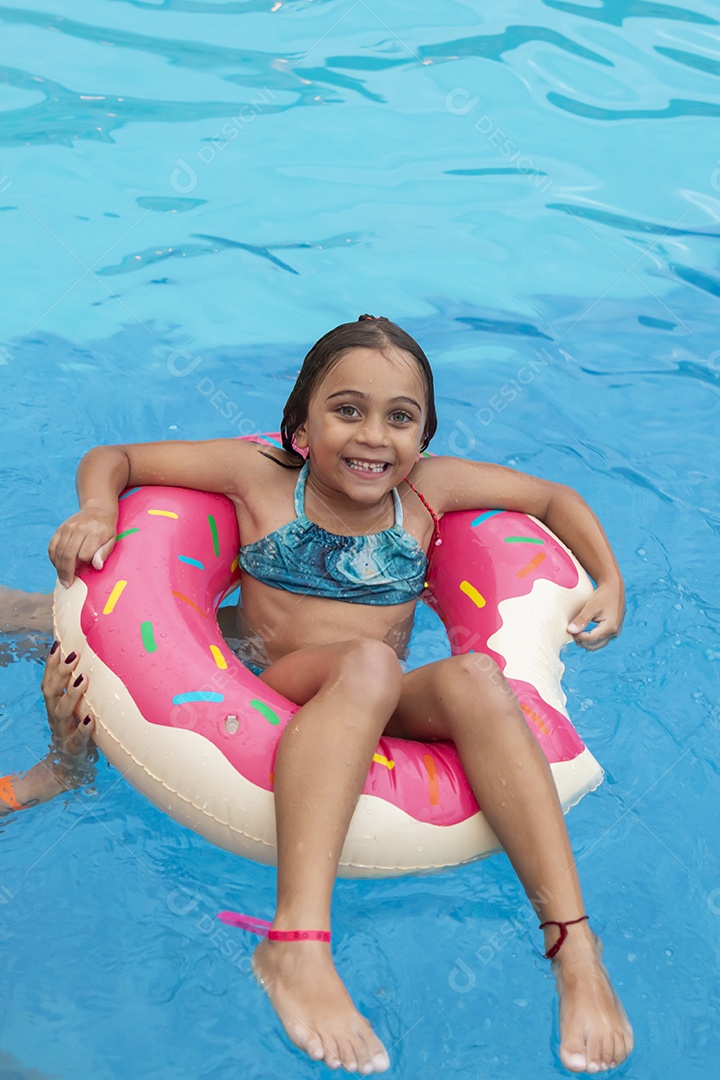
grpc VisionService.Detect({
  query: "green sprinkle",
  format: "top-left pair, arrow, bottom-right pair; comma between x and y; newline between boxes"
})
504,536 -> 544,544
141,621 -> 157,653
116,528 -> 140,541
208,514 -> 220,557
250,699 -> 280,726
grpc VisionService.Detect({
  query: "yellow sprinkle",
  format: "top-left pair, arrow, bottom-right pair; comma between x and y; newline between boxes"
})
373,753 -> 395,770
209,644 -> 228,670
103,580 -> 127,615
230,556 -> 239,572
147,509 -> 179,519
460,580 -> 486,608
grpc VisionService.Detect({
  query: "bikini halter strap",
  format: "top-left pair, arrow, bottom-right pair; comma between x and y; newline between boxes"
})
295,462 -> 402,526
403,476 -> 442,550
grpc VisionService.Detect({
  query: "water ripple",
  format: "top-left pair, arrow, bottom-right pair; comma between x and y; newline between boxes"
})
547,91 -> 720,119
655,45 -> 720,78
547,203 -> 720,238
97,231 -> 369,276
0,65 -> 294,146
542,0 -> 718,27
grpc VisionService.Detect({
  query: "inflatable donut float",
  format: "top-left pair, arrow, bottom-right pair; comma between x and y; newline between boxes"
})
53,436 -> 603,877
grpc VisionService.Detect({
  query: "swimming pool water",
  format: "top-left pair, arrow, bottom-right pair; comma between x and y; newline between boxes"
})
1,2 -> 719,1077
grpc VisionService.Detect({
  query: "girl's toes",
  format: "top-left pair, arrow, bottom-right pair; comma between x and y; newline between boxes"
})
322,1036 -> 343,1070
371,1050 -> 391,1074
338,1041 -> 358,1075
560,1049 -> 588,1073
294,1024 -> 324,1062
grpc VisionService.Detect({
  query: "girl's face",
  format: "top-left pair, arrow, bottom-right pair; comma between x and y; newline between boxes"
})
294,346 -> 427,502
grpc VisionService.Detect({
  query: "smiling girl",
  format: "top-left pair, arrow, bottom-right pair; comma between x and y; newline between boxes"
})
45,316 -> 632,1075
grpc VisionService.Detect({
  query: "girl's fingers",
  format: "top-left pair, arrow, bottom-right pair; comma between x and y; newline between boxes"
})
573,623 -> 616,650
91,536 -> 116,571
49,528 -> 80,588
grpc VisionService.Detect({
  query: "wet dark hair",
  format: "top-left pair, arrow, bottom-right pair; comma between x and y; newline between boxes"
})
280,316 -> 437,464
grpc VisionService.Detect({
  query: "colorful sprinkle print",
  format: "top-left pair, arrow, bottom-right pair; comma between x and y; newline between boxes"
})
209,645 -> 228,670
173,691 -> 225,705
119,487 -> 141,501
148,509 -> 179,519
520,703 -> 551,737
103,580 -> 127,615
116,528 -> 140,541
178,556 -> 205,570
171,591 -> 208,618
471,510 -> 502,528
460,580 -> 486,608
504,536 -> 544,544
373,753 -> 395,770
250,699 -> 280,726
516,551 -> 547,578
230,555 -> 239,573
208,515 -> 220,557
422,754 -> 440,806
140,621 -> 157,653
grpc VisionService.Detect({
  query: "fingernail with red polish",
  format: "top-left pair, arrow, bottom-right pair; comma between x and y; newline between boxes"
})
73,674 -> 84,687
83,715 -> 92,726
50,640 -> 59,655
65,652 -> 77,664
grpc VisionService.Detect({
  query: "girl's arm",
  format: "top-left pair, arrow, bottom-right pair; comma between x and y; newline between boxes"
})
425,457 -> 624,650
1,646 -> 95,814
49,437 -> 258,587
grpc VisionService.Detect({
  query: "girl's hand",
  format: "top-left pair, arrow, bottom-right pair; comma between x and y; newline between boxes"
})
567,580 -> 625,651
41,643 -> 96,761
48,508 -> 117,588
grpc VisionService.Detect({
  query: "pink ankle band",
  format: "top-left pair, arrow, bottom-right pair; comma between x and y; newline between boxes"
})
217,911 -> 272,934
216,911 -> 331,942
268,929 -> 331,942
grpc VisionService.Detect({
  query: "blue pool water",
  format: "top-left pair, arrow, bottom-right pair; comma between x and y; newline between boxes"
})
1,2 -> 719,1077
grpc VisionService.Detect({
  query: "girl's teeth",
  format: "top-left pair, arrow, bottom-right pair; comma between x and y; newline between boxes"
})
347,460 -> 385,473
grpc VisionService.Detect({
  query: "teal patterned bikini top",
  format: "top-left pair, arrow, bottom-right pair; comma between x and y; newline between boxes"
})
238,462 -> 440,606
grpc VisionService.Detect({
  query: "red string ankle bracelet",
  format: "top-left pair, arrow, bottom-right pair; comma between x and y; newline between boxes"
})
539,915 -> 589,959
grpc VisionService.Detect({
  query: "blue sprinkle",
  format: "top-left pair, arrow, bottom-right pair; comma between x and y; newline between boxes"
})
178,555 -> 205,570
471,510 -> 503,527
172,691 -> 224,705
120,487 -> 141,501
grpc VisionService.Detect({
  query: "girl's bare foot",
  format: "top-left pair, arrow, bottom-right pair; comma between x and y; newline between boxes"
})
252,937 -> 390,1074
547,922 -> 634,1073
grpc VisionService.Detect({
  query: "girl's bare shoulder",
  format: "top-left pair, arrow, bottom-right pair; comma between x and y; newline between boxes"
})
406,454 -> 550,515
233,442 -> 303,505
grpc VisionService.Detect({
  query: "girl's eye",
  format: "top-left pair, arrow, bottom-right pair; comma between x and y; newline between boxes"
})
390,410 -> 413,424
337,404 -> 360,418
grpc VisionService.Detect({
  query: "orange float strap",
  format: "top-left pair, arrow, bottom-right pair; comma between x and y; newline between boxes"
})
0,775 -> 23,812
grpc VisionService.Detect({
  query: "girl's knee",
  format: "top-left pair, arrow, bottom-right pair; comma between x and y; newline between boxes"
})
334,638 -> 403,703
436,653 -> 510,706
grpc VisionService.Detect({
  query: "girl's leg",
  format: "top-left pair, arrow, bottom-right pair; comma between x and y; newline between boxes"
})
386,654 -> 633,1074
249,638 -> 403,1074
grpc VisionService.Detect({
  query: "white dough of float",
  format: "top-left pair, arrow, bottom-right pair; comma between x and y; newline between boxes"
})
53,538 -> 603,879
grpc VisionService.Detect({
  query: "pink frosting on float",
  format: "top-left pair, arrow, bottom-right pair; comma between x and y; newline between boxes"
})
77,442 -> 585,829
